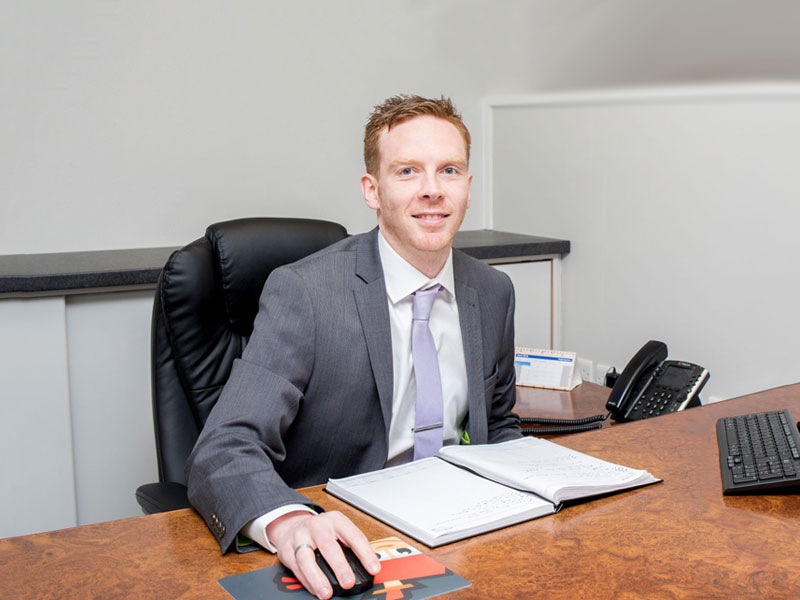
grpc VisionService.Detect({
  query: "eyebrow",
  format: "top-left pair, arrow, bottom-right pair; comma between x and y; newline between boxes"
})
388,157 -> 468,169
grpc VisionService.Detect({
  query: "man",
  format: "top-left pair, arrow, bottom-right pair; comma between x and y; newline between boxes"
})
186,95 -> 521,599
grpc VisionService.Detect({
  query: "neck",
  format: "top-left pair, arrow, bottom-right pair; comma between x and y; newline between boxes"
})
379,232 -> 449,279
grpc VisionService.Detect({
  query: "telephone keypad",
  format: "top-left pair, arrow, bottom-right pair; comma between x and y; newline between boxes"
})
630,385 -> 682,419
625,362 -> 709,421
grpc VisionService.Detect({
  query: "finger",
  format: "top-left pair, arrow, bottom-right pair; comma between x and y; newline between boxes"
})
301,514 -> 357,591
275,543 -> 313,595
293,543 -> 334,600
328,514 -> 380,575
316,538 -> 355,591
271,514 -> 333,597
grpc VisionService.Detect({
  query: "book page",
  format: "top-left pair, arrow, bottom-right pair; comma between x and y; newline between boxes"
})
439,437 -> 659,504
326,457 -> 554,546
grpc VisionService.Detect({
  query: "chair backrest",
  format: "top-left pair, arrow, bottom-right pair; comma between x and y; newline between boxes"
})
150,217 -> 348,484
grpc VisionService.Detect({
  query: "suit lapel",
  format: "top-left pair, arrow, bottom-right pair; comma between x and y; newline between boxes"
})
454,251 -> 487,445
353,229 -> 394,436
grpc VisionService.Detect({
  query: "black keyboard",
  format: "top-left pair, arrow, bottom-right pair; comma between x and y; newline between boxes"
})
716,409 -> 800,494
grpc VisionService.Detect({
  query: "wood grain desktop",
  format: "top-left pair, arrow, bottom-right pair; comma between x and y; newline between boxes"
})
3,383 -> 800,599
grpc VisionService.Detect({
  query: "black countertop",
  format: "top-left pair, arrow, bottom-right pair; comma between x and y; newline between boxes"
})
452,229 -> 568,261
0,230 -> 569,298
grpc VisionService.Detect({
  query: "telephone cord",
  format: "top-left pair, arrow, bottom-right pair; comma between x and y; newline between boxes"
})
521,422 -> 604,436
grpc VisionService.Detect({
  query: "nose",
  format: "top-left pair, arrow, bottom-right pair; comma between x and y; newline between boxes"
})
418,170 -> 444,202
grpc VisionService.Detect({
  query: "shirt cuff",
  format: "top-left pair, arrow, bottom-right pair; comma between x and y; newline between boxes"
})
242,504 -> 317,553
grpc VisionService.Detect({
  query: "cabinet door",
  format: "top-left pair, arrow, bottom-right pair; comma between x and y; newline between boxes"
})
0,297 -> 77,538
65,291 -> 156,526
492,260 -> 552,349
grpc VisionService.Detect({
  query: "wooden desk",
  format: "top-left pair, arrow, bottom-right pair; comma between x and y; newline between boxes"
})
4,384 -> 800,599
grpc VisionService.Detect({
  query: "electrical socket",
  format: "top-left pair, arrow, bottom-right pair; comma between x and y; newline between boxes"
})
595,362 -> 612,385
577,358 -> 594,384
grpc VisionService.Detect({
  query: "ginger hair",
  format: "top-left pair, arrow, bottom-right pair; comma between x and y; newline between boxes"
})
363,94 -> 471,176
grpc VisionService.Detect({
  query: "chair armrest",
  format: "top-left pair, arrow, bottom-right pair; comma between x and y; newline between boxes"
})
135,482 -> 192,514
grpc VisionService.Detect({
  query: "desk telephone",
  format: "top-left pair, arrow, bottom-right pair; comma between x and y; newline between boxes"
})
606,340 -> 709,422
520,340 -> 709,435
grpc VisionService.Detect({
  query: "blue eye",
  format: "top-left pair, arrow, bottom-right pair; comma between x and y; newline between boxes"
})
400,167 -> 413,175
444,167 -> 456,175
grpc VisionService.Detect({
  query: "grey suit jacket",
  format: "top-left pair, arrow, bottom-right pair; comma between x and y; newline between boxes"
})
186,227 -> 521,552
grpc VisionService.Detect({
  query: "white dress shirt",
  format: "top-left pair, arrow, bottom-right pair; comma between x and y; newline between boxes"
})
243,230 -> 468,550
378,231 -> 469,465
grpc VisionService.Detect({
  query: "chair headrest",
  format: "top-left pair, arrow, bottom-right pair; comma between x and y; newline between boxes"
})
205,218 -> 348,334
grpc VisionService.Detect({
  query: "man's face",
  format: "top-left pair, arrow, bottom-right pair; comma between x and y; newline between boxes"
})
361,115 -> 471,275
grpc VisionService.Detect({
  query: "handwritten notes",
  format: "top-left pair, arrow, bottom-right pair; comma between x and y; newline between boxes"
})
439,437 -> 659,505
327,458 -> 554,546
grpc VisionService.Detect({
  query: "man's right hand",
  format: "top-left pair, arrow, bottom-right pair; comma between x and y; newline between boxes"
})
266,510 -> 381,600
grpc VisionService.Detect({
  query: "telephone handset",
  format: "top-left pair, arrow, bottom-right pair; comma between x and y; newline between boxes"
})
606,340 -> 709,422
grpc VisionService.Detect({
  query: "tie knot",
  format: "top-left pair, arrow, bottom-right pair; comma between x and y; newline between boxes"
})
412,285 -> 442,321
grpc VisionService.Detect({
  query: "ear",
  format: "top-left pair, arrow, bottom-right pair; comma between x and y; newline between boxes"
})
361,173 -> 381,211
467,173 -> 472,209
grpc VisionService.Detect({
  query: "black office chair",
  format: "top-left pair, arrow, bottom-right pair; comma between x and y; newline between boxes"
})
135,217 -> 348,514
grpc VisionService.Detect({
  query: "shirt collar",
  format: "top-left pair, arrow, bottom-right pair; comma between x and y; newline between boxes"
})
378,229 -> 455,305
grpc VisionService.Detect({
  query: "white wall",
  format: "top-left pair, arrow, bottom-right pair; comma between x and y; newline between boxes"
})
490,86 -> 800,402
4,1 -> 800,254
1,0 -> 546,254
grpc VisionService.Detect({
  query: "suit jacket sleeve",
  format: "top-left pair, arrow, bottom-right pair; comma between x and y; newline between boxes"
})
185,266 -> 322,554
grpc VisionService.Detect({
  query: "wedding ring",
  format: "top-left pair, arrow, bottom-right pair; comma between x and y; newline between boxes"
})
294,543 -> 314,557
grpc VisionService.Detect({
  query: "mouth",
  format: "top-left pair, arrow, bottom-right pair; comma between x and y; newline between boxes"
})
412,213 -> 449,222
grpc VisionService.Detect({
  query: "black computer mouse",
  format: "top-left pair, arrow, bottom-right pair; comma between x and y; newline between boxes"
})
314,545 -> 375,597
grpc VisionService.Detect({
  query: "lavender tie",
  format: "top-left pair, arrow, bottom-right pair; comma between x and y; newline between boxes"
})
411,285 -> 444,460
